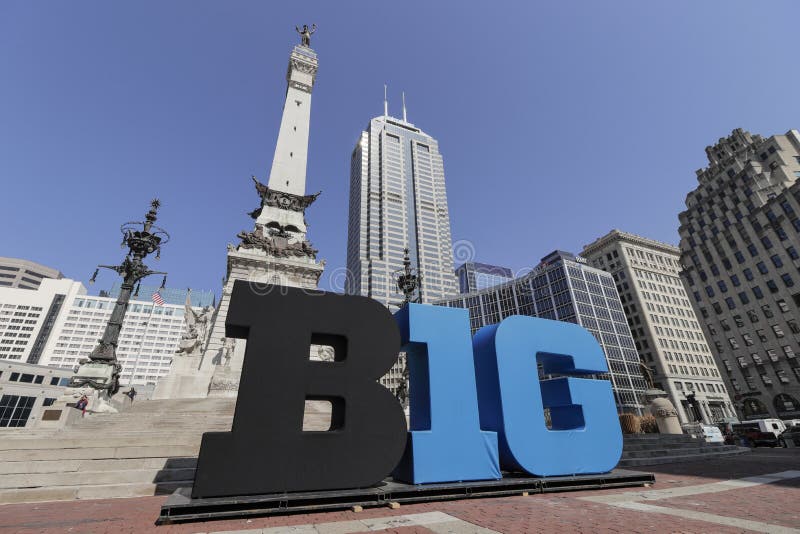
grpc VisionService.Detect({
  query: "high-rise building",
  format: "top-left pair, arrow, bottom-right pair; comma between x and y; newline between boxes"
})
155,32 -> 325,399
346,104 -> 458,308
582,230 -> 735,424
455,261 -> 514,293
103,282 -> 215,308
678,128 -> 800,421
0,258 -> 62,290
0,279 -> 83,363
0,278 -> 204,387
436,250 -> 647,414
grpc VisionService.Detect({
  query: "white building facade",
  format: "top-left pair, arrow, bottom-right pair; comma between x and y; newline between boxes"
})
0,278 -> 202,388
0,279 -> 85,363
582,230 -> 735,424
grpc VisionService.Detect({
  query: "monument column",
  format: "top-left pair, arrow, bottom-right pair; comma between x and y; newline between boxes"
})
154,26 -> 325,399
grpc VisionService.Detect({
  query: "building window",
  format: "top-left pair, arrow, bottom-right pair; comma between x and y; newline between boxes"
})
767,280 -> 779,293
757,262 -> 769,274
744,268 -> 754,281
771,255 -> 784,268
0,395 -> 36,427
772,324 -> 785,338
782,273 -> 795,287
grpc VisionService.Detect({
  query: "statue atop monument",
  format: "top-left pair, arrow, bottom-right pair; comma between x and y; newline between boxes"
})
295,24 -> 316,47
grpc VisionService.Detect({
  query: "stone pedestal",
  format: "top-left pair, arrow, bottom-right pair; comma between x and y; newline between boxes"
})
36,386 -> 125,430
644,388 -> 683,435
152,353 -> 214,400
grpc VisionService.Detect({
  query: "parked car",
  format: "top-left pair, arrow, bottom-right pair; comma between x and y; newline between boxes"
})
779,426 -> 800,448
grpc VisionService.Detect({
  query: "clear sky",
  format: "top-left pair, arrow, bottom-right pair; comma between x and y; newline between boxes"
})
2,1 -> 799,296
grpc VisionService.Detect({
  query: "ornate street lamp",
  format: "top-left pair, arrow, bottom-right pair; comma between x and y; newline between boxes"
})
68,199 -> 170,398
392,247 -> 421,406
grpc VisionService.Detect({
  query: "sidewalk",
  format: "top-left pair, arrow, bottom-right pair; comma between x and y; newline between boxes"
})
0,449 -> 797,534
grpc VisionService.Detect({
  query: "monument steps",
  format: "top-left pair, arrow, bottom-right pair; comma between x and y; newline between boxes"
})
618,434 -> 748,467
0,456 -> 196,475
0,397 -> 336,504
0,480 -> 185,505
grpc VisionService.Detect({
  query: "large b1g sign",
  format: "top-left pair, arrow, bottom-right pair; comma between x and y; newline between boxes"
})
191,282 -> 622,499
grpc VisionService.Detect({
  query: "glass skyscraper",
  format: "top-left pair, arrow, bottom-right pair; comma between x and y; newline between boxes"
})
456,261 -> 514,293
346,113 -> 458,308
436,250 -> 647,414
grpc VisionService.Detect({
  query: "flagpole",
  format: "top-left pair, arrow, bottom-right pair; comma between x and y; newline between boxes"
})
128,298 -> 157,387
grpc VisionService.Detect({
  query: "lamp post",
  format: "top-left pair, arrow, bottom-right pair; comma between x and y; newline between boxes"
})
392,247 -> 421,406
68,200 -> 170,398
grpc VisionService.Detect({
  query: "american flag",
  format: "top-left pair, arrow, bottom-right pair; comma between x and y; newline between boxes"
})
151,290 -> 164,306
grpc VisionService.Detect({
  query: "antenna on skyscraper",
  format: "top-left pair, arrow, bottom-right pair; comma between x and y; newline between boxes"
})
384,84 -> 388,118
402,91 -> 407,122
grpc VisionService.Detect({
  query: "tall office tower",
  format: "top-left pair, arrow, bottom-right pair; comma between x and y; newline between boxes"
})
583,230 -> 734,424
678,128 -> 800,421
0,258 -> 62,290
437,250 -> 647,414
456,261 -> 514,293
346,104 -> 458,308
155,31 -> 325,399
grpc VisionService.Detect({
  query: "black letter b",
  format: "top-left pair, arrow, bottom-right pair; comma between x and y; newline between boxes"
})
191,282 -> 407,498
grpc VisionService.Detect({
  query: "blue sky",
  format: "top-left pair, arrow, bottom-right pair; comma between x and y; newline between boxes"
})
2,1 -> 799,296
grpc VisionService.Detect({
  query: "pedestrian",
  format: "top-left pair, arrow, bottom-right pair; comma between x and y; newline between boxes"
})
126,387 -> 137,404
76,394 -> 89,417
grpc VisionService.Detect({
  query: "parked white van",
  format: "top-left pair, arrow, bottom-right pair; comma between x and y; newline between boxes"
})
734,419 -> 787,437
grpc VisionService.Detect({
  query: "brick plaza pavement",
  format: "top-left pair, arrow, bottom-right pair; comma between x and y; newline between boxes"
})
0,448 -> 797,534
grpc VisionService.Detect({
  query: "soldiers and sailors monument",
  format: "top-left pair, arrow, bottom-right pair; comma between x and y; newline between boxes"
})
154,25 -> 327,399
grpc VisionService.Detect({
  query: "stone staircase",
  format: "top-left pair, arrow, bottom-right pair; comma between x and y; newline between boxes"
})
618,433 -> 748,468
0,401 -> 750,505
0,398 -> 238,504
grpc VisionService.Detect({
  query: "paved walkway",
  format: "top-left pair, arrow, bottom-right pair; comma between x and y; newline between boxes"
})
0,449 -> 798,533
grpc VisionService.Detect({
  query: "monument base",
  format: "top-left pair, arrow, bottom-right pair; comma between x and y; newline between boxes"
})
36,387 -> 126,430
157,469 -> 654,524
152,354 -> 213,400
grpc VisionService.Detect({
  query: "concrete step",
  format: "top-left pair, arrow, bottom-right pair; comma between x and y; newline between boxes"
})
0,444 -> 199,462
622,445 -> 740,459
0,436 -> 203,450
0,480 -> 187,504
0,456 -> 196,474
0,467 -> 195,489
618,447 -> 748,467
623,441 -> 724,452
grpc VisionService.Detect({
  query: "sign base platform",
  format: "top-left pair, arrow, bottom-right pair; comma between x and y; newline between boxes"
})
157,469 -> 654,524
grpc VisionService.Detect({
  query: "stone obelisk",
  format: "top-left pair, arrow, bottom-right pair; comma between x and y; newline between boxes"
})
154,27 -> 325,399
